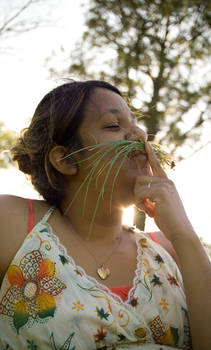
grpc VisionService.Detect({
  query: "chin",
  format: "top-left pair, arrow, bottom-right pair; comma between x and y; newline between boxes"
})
126,155 -> 149,172
128,164 -> 149,178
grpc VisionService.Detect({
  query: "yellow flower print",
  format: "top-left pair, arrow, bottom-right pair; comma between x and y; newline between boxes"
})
139,238 -> 149,249
159,298 -> 169,310
72,300 -> 85,312
0,250 -> 66,333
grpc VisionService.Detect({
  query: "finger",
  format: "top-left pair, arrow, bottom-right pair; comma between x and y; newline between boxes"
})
135,175 -> 167,187
134,183 -> 157,217
134,177 -> 170,206
134,182 -> 156,202
146,160 -> 153,176
145,142 -> 168,179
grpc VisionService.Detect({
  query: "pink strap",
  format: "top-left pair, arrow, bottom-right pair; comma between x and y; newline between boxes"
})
148,232 -> 160,244
27,198 -> 34,234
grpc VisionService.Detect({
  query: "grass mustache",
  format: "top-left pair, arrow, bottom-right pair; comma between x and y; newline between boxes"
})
62,140 -> 173,235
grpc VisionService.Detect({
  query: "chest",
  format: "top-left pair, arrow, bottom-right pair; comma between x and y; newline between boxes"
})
0,225 -> 191,349
58,229 -> 138,286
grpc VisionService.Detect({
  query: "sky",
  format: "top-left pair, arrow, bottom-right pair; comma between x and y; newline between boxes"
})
0,0 -> 211,243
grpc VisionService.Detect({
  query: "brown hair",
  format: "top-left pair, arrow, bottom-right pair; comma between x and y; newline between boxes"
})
11,80 -> 121,206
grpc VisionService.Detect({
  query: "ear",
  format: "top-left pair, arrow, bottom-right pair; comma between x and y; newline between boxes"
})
49,146 -> 78,176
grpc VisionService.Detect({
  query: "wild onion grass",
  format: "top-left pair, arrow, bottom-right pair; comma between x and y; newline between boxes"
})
63,140 -> 173,235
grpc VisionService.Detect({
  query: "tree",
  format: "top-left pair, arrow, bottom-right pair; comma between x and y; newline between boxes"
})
0,0 -> 48,167
52,0 -> 211,160
47,0 -> 211,230
0,122 -> 17,168
0,0 -> 44,44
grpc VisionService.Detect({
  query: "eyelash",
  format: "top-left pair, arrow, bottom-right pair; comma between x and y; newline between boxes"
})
105,124 -> 120,129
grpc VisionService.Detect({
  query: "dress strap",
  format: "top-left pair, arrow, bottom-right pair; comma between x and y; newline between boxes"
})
148,232 -> 160,245
41,206 -> 56,224
27,198 -> 34,234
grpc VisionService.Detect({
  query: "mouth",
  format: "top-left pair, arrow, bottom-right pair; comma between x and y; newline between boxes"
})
127,150 -> 147,160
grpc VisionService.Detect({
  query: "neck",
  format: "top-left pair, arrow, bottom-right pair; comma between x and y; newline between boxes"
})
60,196 -> 125,243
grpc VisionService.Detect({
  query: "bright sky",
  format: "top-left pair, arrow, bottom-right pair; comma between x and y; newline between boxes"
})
0,0 -> 210,243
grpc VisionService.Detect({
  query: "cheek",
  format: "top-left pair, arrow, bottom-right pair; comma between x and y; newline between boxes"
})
79,133 -> 97,146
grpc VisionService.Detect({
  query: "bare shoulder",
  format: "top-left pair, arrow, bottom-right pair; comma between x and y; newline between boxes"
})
152,231 -> 181,270
0,194 -> 50,284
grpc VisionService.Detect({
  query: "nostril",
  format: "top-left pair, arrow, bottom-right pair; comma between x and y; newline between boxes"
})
127,127 -> 147,142
126,133 -> 138,141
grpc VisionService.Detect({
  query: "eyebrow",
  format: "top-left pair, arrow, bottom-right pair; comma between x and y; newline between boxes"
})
101,108 -> 136,120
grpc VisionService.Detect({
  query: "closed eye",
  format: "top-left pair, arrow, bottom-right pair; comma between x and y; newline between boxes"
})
105,124 -> 120,129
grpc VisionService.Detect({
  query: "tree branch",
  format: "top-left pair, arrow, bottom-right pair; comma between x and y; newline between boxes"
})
186,140 -> 211,159
0,0 -> 38,35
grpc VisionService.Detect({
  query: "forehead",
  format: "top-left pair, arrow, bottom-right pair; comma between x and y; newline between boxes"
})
83,88 -> 135,121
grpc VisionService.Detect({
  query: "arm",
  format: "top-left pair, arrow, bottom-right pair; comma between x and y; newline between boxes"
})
172,228 -> 211,350
134,142 -> 211,350
0,195 -> 52,284
0,195 -> 29,284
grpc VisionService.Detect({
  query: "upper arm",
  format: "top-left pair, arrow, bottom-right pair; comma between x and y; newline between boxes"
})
0,195 -> 29,284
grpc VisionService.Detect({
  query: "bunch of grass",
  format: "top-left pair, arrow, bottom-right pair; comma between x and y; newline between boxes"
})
63,140 -> 173,235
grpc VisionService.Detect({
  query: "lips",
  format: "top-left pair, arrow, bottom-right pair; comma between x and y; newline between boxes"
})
127,150 -> 147,159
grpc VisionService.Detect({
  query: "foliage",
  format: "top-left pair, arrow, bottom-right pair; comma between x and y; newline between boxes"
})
0,122 -> 17,168
53,0 -> 211,160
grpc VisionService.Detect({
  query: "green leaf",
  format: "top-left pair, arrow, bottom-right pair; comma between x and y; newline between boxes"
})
13,311 -> 28,334
96,307 -> 110,320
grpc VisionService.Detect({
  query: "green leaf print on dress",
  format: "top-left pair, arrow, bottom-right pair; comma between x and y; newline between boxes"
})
50,331 -> 76,350
26,339 -> 38,350
0,250 -> 66,333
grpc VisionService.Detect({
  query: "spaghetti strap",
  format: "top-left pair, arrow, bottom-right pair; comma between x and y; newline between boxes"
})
27,198 -> 34,234
41,206 -> 56,224
148,232 -> 160,245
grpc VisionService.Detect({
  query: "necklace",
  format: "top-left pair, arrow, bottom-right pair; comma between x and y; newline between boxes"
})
72,231 -> 122,280
96,236 -> 122,280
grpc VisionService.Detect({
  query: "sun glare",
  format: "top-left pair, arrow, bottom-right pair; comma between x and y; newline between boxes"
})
122,205 -> 134,226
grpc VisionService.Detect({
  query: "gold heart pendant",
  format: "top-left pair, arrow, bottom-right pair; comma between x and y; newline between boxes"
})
97,265 -> 110,280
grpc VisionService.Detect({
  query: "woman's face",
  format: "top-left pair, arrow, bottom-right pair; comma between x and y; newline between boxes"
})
75,87 -> 149,204
81,87 -> 146,138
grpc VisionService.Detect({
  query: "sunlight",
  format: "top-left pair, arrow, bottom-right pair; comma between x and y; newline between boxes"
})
122,205 -> 134,226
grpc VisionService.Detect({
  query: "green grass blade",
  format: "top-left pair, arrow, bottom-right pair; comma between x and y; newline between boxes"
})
82,144 -> 119,215
63,139 -> 173,235
87,144 -> 134,236
109,146 -> 135,211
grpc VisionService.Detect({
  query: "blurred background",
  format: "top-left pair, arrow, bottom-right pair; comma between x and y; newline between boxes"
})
0,0 -> 210,254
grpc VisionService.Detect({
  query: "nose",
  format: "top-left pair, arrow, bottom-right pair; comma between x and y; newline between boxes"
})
126,125 -> 147,142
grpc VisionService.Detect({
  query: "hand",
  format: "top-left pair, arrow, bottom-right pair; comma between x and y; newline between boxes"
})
134,142 -> 194,243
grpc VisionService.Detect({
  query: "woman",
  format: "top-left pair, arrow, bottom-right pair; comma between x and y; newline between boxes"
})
0,80 -> 210,349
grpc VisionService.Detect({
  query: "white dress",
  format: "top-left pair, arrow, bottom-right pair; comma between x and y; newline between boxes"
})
0,207 -> 192,349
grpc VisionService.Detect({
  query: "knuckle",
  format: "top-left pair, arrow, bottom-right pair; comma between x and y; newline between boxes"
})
167,179 -> 174,187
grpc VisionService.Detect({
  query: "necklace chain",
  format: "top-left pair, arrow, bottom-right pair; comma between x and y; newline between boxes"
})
72,230 -> 122,280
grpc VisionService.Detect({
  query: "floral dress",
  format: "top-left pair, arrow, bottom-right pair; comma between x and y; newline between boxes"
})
0,207 -> 192,350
